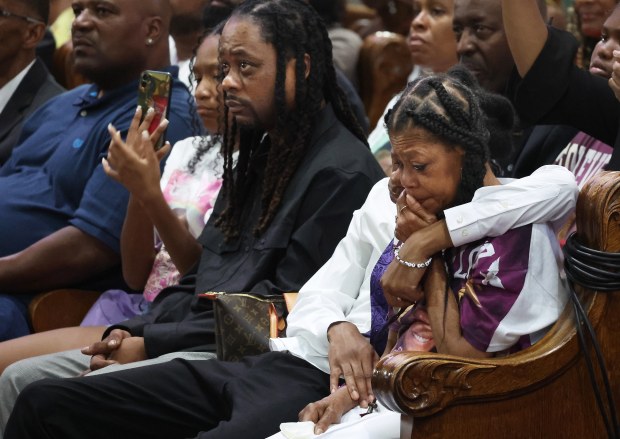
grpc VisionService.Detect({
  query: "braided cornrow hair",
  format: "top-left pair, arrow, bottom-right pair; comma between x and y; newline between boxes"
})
385,66 -> 495,209
216,0 -> 367,239
386,66 -> 516,333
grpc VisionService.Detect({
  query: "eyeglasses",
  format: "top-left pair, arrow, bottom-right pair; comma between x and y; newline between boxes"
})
0,8 -> 45,25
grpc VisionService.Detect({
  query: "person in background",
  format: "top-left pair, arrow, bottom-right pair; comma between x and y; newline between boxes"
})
368,0 -> 457,165
0,0 -> 197,342
509,2 -> 619,189
453,0 -> 551,174
574,0 -> 618,68
503,0 -> 620,173
0,0 -> 63,164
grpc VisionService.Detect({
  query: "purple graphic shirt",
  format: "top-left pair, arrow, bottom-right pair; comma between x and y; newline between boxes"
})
554,132 -> 612,189
554,132 -> 611,241
450,225 -> 533,353
370,224 -> 557,356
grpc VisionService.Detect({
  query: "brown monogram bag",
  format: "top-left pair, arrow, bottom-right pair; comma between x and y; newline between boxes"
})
198,292 -> 289,362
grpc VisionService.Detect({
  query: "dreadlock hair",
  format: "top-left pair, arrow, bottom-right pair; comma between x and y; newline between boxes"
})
385,65 -> 505,210
216,0 -> 367,239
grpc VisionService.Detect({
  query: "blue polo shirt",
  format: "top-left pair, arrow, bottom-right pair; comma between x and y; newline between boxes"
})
0,68 -> 198,256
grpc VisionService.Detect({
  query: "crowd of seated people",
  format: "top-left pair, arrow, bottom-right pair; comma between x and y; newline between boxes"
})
0,0 -> 197,344
0,0 -> 617,437
0,0 -> 64,164
0,1 -> 385,436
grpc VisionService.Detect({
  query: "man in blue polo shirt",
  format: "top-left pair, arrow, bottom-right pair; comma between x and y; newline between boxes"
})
0,0 -> 198,341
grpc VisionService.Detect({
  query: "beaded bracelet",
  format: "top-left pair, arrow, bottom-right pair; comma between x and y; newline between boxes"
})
393,243 -> 432,269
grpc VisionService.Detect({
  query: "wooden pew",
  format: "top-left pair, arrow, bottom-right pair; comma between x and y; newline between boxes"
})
373,170 -> 620,438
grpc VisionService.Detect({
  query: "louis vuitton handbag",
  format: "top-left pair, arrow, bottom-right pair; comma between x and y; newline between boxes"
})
198,292 -> 293,362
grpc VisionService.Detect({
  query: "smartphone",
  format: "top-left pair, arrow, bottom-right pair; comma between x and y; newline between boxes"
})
137,70 -> 172,150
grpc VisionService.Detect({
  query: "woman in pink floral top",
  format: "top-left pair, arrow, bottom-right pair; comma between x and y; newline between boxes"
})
82,28 -> 228,326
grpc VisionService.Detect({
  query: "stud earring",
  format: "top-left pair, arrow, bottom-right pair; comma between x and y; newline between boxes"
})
146,37 -> 154,46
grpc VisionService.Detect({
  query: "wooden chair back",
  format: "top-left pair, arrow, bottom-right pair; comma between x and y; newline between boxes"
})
29,289 -> 101,333
357,31 -> 413,129
373,171 -> 620,438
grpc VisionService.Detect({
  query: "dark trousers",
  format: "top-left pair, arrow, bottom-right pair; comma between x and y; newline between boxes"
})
5,352 -> 329,439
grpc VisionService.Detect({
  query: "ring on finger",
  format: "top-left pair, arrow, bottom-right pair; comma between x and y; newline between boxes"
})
399,205 -> 407,214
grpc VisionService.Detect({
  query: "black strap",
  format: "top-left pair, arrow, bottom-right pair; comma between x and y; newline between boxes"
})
563,233 -> 620,439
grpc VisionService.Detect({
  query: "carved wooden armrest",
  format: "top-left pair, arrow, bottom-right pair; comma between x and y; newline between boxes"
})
372,298 -> 586,417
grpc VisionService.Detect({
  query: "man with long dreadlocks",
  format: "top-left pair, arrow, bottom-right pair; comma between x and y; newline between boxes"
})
86,0 -> 381,359
3,1 -> 384,437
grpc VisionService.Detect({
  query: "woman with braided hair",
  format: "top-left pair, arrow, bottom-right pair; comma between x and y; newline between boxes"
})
285,67 -> 570,437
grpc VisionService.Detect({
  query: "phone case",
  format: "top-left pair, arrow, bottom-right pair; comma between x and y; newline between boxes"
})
137,70 -> 172,150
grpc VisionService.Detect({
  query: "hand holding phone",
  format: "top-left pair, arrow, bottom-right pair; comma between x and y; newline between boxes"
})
103,110 -> 170,200
138,70 -> 172,150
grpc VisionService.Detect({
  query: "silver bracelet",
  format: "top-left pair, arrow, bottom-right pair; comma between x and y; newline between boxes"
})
393,243 -> 432,269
